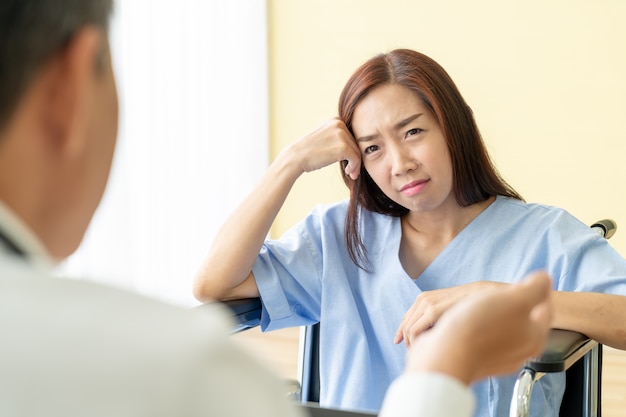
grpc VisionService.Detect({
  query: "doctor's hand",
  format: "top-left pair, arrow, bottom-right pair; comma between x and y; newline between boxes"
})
394,280 -> 508,347
281,118 -> 361,180
404,271 -> 553,385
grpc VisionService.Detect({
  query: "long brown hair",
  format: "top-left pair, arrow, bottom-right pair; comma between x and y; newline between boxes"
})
338,49 -> 523,269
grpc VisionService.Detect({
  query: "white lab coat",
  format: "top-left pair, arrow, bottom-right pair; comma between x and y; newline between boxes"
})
0,200 -> 303,417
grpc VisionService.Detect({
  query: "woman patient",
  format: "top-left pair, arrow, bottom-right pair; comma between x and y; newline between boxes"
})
193,48 -> 626,416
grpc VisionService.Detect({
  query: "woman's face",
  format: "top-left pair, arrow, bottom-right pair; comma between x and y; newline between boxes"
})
351,83 -> 455,213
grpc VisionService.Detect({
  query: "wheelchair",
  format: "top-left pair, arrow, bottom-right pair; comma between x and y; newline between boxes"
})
215,219 -> 616,417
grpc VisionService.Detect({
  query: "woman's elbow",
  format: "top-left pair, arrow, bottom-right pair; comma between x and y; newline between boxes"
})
192,270 -> 225,303
192,278 -> 213,303
192,269 -> 259,303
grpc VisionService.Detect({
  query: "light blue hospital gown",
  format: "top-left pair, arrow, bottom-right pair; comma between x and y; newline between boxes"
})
252,196 -> 626,417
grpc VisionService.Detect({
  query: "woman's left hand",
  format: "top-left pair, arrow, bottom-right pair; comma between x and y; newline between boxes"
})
394,281 -> 508,347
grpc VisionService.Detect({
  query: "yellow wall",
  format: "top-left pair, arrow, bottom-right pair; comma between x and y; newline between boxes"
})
267,0 -> 626,256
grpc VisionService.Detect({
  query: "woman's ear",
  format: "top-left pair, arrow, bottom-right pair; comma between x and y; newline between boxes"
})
40,26 -> 105,158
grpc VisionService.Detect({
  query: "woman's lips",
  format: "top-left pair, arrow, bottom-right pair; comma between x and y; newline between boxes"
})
400,179 -> 429,196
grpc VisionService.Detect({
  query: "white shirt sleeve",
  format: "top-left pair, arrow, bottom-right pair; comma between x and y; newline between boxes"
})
378,372 -> 475,417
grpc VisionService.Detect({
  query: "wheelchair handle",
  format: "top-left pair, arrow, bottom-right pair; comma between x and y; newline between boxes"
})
591,219 -> 616,239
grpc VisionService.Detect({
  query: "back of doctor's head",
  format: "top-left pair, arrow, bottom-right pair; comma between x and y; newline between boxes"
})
0,0 -> 114,133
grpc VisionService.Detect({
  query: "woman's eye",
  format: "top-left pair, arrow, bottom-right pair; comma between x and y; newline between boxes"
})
406,128 -> 422,138
363,145 -> 379,154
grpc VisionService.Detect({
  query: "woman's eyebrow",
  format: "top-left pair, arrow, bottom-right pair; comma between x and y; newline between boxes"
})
394,113 -> 423,131
356,113 -> 423,143
356,134 -> 377,143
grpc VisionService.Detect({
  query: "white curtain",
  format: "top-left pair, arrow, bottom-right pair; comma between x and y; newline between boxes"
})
56,0 -> 268,308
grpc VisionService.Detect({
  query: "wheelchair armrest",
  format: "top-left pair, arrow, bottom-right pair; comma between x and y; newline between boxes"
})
300,403 -> 378,416
525,329 -> 598,373
220,297 -> 263,333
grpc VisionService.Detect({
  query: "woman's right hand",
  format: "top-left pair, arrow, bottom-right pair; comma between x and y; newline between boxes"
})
283,118 -> 362,180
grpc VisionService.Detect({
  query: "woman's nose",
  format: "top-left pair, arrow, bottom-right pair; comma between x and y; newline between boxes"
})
390,144 -> 417,175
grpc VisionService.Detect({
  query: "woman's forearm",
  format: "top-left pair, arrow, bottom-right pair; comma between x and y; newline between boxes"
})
551,291 -> 626,350
192,118 -> 362,303
192,150 -> 303,302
